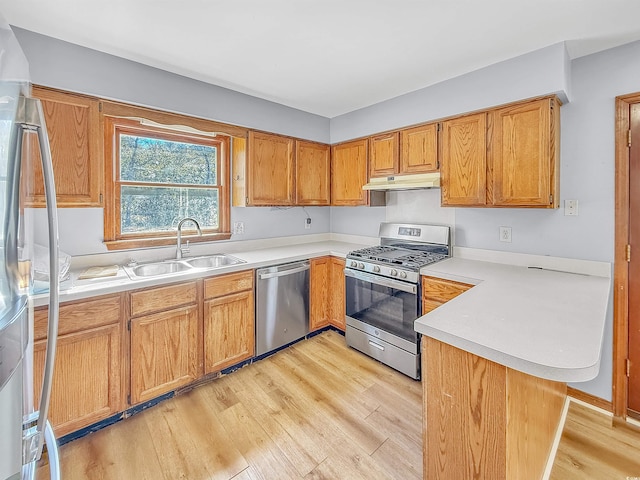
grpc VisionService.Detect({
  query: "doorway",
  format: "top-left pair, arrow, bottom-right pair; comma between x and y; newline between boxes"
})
614,93 -> 640,419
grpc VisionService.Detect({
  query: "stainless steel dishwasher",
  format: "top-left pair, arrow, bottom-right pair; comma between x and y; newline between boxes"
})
256,260 -> 310,356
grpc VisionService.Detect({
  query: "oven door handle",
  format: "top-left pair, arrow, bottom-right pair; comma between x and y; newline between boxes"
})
344,268 -> 417,294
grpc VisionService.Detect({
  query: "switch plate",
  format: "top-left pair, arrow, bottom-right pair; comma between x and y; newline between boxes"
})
564,199 -> 579,216
499,226 -> 512,243
305,218 -> 311,229
233,221 -> 244,234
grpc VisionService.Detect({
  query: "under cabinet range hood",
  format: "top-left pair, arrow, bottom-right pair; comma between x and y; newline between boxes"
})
362,172 -> 441,191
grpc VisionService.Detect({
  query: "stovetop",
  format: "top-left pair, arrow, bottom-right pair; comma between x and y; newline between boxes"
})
346,244 -> 447,271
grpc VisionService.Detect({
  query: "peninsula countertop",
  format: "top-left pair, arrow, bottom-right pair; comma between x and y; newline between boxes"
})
415,257 -> 611,383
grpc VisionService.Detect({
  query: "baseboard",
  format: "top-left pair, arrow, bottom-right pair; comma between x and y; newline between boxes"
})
567,386 -> 613,413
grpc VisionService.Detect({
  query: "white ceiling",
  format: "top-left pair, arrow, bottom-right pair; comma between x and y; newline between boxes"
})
2,0 -> 640,118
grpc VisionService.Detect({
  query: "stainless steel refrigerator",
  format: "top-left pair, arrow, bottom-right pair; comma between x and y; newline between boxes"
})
0,15 -> 61,480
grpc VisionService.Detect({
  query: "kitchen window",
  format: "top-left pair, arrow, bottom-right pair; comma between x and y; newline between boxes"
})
103,117 -> 231,250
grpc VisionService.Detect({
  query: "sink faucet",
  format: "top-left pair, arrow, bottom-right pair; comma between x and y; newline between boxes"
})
176,217 -> 202,259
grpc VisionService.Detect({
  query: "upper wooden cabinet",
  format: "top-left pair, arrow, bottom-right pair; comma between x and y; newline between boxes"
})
400,123 -> 438,174
369,132 -> 399,177
440,112 -> 487,206
26,86 -> 102,207
247,131 -> 295,206
490,97 -> 560,207
441,96 -> 560,208
296,140 -> 331,205
331,139 -> 368,206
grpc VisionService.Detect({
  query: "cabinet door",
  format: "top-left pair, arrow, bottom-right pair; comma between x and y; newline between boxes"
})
490,98 -> 558,207
440,113 -> 487,206
247,131 -> 295,205
331,139 -> 368,206
400,123 -> 438,174
329,257 -> 346,330
130,305 -> 200,404
204,291 -> 254,373
369,132 -> 399,178
26,86 -> 102,207
296,140 -> 330,205
34,324 -> 121,437
310,257 -> 330,331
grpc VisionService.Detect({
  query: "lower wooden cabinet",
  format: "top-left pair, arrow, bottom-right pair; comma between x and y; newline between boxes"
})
329,257 -> 346,330
203,270 -> 254,373
33,294 -> 124,437
310,256 -> 346,331
422,275 -> 473,315
129,281 -> 201,405
310,257 -> 331,331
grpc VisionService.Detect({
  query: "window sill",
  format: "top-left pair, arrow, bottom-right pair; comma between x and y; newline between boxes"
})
104,233 -> 232,251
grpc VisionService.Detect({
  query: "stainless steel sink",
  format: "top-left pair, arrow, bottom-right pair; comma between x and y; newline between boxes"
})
184,254 -> 244,269
123,254 -> 246,280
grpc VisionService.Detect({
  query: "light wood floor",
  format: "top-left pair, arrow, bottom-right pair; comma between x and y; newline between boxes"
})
37,330 -> 640,480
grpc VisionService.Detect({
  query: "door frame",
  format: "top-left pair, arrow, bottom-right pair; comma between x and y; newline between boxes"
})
613,92 -> 640,417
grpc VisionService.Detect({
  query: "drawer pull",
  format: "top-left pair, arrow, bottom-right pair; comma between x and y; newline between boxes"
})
368,340 -> 385,351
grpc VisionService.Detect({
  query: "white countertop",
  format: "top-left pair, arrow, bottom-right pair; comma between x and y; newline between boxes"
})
415,257 -> 611,383
32,240 -> 367,307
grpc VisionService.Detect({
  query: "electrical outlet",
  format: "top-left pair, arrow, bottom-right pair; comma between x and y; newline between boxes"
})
305,217 -> 311,230
499,226 -> 512,243
564,199 -> 579,216
233,221 -> 244,235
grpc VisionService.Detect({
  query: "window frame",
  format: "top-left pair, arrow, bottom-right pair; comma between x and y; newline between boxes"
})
103,116 -> 231,250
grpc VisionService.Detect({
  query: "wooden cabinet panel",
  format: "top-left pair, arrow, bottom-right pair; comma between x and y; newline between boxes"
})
400,123 -> 438,174
331,139 -> 368,206
34,294 -> 121,341
296,140 -> 330,205
423,336 -> 566,480
369,132 -> 399,178
204,290 -> 254,373
27,86 -> 102,207
247,131 -> 295,205
422,276 -> 473,314
490,97 -> 560,207
329,257 -> 346,330
34,324 -> 122,437
130,281 -> 198,317
130,305 -> 200,404
310,257 -> 331,331
441,112 -> 487,206
204,270 -> 253,299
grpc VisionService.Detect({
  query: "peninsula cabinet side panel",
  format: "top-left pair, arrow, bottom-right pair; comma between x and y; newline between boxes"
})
423,336 -> 507,479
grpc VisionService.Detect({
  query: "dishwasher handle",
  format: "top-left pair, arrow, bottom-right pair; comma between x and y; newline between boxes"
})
257,262 -> 310,280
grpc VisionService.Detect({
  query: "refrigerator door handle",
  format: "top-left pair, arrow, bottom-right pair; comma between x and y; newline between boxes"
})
18,96 -> 61,464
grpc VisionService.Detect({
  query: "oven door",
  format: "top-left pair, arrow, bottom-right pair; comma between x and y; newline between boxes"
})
344,268 -> 419,347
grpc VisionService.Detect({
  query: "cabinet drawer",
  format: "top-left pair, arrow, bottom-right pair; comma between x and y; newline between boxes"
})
422,276 -> 473,303
34,295 -> 122,341
204,270 -> 253,299
130,281 -> 198,317
422,299 -> 445,315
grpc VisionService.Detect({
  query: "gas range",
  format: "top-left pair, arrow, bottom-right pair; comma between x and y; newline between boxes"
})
345,223 -> 451,283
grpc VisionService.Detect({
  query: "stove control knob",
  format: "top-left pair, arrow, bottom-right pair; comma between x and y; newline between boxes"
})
357,262 -> 365,269
350,261 -> 357,267
373,266 -> 381,273
390,269 -> 398,276
399,271 -> 407,279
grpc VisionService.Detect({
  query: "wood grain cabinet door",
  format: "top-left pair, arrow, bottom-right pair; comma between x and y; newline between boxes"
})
331,139 -> 368,206
490,97 -> 560,207
329,257 -> 346,330
204,290 -> 254,373
34,324 -> 121,437
369,132 -> 399,178
440,112 -> 487,206
130,305 -> 200,404
400,123 -> 438,174
247,131 -> 295,205
310,257 -> 331,331
27,86 -> 102,207
295,140 -> 331,205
